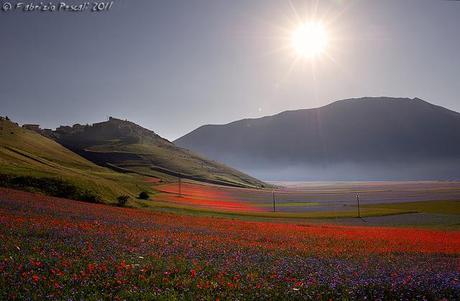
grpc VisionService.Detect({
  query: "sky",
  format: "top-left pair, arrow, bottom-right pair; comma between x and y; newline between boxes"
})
1,0 -> 459,140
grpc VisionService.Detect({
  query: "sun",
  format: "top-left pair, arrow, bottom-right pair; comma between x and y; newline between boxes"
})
291,22 -> 329,59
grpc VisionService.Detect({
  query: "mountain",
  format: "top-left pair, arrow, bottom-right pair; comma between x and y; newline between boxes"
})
0,117 -> 151,203
51,117 -> 266,188
175,97 -> 460,180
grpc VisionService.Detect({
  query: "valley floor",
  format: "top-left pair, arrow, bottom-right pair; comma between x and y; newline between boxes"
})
147,180 -> 460,229
0,188 -> 459,300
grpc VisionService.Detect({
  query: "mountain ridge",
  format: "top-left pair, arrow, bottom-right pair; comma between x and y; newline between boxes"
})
194,97 -> 460,128
175,97 -> 460,180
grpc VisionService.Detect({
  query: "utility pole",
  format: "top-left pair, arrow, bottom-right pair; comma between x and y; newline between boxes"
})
272,189 -> 276,212
357,193 -> 361,218
178,176 -> 182,197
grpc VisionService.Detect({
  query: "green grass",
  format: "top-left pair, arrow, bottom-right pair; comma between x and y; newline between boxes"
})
362,200 -> 460,215
90,143 -> 265,188
0,119 -> 152,204
140,199 -> 412,220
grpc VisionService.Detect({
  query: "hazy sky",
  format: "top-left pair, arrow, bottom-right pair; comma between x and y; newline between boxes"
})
1,0 -> 459,140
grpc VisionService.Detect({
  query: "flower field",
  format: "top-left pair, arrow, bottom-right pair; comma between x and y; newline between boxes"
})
0,187 -> 459,300
153,182 -> 263,212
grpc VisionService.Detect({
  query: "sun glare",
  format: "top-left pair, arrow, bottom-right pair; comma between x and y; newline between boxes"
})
291,22 -> 328,59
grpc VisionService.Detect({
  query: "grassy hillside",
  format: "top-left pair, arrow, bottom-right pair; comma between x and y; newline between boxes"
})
53,117 -> 266,188
0,118 -> 151,203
